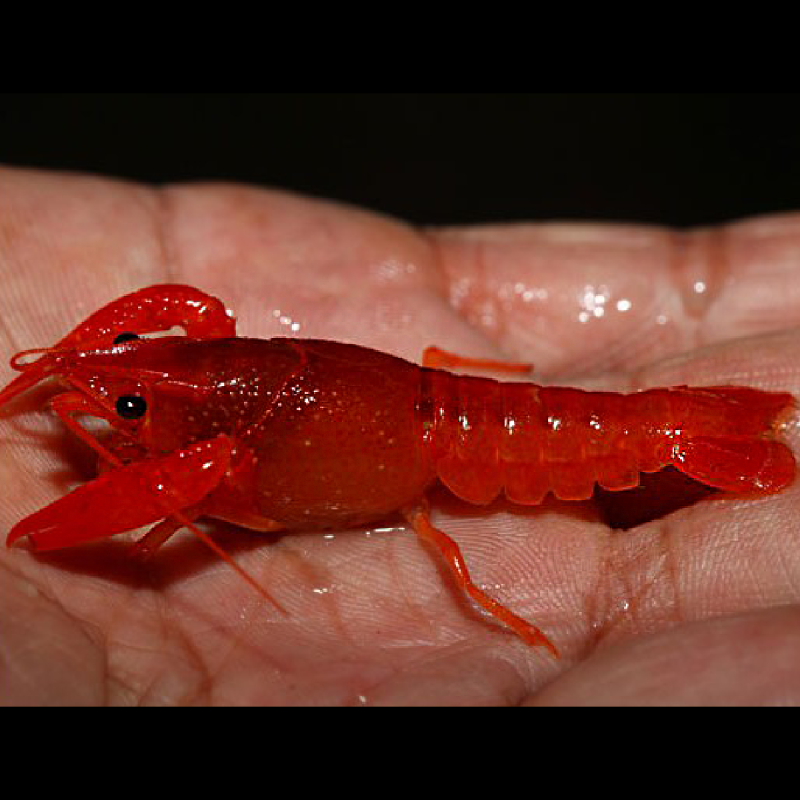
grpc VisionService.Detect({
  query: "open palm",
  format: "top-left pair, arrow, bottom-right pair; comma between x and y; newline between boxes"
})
2,166 -> 800,706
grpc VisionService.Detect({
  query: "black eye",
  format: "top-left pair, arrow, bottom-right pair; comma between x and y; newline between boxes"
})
116,395 -> 148,420
113,332 -> 140,345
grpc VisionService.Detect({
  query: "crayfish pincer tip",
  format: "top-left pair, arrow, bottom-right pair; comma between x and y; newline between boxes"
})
6,525 -> 35,551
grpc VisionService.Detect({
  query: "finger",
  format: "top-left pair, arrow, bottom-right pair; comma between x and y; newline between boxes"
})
0,166 -> 167,357
154,182 -> 489,362
431,217 -> 800,375
529,606 -> 800,705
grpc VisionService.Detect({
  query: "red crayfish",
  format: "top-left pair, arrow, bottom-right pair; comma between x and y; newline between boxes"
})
1,285 -> 796,657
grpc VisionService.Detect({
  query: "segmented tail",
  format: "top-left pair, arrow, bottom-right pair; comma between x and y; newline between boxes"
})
419,372 -> 796,505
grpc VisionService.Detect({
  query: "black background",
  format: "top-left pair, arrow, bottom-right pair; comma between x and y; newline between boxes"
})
2,93 -> 800,228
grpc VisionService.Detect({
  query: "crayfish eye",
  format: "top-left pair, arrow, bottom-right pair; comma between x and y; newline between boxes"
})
116,395 -> 148,420
113,332 -> 140,345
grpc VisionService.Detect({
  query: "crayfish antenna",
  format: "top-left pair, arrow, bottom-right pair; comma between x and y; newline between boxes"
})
174,511 -> 288,616
0,349 -> 64,410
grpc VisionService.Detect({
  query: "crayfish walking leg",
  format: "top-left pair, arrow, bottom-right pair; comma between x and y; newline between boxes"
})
404,505 -> 559,656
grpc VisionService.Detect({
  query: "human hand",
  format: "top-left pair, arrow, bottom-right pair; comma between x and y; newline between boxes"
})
2,166 -> 800,705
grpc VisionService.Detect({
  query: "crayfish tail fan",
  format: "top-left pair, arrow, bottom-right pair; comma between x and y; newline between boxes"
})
675,436 -> 796,494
